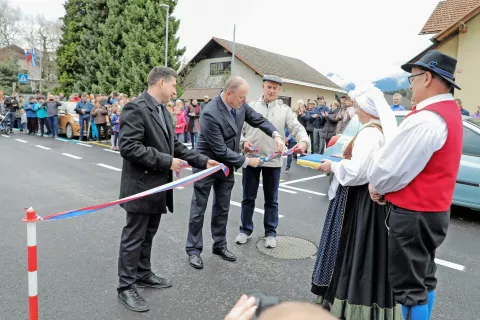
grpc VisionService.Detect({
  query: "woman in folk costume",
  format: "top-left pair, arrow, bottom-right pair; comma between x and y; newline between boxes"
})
311,82 -> 401,319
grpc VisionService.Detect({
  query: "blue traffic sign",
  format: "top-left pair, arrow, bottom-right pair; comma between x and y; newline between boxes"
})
18,73 -> 29,83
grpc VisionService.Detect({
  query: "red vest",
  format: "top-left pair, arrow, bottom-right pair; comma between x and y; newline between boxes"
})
385,100 -> 463,212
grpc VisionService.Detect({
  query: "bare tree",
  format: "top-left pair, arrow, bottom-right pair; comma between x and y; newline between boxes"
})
0,0 -> 22,48
23,14 -> 63,81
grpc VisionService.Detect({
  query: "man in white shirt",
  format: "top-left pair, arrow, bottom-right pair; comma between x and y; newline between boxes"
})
368,50 -> 463,320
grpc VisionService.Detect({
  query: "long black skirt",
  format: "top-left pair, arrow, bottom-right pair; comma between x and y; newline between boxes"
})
311,184 -> 401,320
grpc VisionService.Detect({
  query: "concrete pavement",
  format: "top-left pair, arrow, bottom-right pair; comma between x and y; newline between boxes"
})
0,132 -> 479,320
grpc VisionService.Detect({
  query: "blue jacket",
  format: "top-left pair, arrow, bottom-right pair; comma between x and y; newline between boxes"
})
75,100 -> 93,115
35,102 -> 48,118
461,108 -> 470,116
285,128 -> 296,144
313,105 -> 329,129
24,102 -> 38,118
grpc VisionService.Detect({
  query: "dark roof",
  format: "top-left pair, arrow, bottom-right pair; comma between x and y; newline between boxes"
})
213,37 -> 342,90
420,0 -> 480,34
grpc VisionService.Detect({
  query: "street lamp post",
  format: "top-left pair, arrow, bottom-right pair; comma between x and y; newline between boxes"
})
160,3 -> 169,67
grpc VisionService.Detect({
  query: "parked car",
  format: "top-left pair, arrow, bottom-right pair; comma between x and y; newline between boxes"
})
324,112 -> 480,210
58,102 -> 111,140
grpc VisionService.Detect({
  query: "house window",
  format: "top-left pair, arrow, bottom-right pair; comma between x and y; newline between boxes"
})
210,61 -> 231,75
278,96 -> 291,107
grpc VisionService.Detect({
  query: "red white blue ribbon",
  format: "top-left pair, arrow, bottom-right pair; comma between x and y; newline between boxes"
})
259,148 -> 296,164
40,164 -> 230,221
175,162 -> 192,178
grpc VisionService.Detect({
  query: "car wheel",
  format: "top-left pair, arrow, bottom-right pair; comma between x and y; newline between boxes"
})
66,124 -> 73,139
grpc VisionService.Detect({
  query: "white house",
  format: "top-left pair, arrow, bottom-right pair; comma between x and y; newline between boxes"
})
179,37 -> 345,106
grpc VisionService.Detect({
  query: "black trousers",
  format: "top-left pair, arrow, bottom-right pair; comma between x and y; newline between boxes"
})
96,123 -> 108,141
186,168 -> 235,255
27,118 -> 38,134
387,204 -> 449,307
118,212 -> 162,292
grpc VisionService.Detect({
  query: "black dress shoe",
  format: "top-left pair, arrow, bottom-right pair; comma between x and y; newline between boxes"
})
118,287 -> 149,312
189,255 -> 203,269
213,248 -> 236,262
135,273 -> 172,289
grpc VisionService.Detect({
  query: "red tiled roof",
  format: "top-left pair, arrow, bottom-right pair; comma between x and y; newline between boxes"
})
420,0 -> 480,34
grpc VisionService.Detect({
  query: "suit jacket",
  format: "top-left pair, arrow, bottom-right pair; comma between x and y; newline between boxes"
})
119,91 -> 209,214
195,94 -> 277,170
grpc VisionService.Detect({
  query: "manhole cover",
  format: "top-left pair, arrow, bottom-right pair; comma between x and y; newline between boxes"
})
256,235 -> 318,260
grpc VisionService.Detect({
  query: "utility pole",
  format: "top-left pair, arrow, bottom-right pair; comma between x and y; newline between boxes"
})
160,4 -> 170,67
231,24 -> 236,75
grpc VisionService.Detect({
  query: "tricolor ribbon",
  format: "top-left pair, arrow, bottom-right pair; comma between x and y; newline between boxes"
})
259,147 -> 296,164
40,164 -> 229,221
175,162 -> 192,178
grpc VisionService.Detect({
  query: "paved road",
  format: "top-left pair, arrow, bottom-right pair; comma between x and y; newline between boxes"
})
0,132 -> 479,320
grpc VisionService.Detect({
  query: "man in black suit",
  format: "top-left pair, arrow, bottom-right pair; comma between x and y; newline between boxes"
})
186,76 -> 285,269
117,66 -> 219,312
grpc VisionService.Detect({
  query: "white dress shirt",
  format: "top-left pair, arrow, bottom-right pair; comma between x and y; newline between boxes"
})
328,119 -> 384,200
368,93 -> 452,195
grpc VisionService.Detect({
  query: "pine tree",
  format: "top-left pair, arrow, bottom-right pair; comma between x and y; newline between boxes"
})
56,0 -> 87,94
96,0 -> 185,95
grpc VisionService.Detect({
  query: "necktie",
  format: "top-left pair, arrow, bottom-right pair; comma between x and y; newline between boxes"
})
157,105 -> 169,137
230,108 -> 237,122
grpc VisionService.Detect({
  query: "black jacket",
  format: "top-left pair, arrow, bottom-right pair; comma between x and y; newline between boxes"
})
4,96 -> 19,112
321,107 -> 340,139
195,94 -> 277,170
119,91 -> 209,214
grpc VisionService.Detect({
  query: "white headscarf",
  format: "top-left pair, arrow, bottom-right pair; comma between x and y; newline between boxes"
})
348,82 -> 399,144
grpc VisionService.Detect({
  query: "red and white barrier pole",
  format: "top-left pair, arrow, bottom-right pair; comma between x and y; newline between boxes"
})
23,207 -> 39,320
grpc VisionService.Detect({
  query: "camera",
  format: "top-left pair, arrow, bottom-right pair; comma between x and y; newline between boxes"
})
246,291 -> 281,319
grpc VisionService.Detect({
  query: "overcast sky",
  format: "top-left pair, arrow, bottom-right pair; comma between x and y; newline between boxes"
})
13,0 -> 440,83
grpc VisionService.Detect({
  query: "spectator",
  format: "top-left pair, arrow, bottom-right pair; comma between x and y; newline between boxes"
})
345,96 -> 356,119
284,127 -> 297,174
91,100 -> 109,143
312,97 -> 329,154
320,101 -> 340,148
36,96 -> 49,136
59,92 -> 67,102
0,91 -> 4,115
200,95 -> 210,117
4,92 -> 19,133
455,98 -> 470,116
110,106 -> 120,151
72,93 -> 81,102
390,93 -> 406,111
34,90 -> 42,100
340,95 -> 347,107
166,101 -> 177,127
186,99 -> 201,149
24,97 -> 38,135
20,109 -> 27,132
302,101 -> 316,149
174,104 -> 186,141
295,100 -> 307,128
336,97 -> 352,134
181,100 -> 190,143
44,95 -> 62,138
75,93 -> 93,141
472,104 -> 479,119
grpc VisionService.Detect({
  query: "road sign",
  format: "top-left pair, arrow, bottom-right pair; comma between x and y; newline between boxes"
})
18,74 -> 29,83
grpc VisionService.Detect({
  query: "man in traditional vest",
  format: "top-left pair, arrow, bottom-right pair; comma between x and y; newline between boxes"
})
368,50 -> 463,320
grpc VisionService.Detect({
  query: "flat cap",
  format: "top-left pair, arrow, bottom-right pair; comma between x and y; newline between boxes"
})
263,74 -> 283,86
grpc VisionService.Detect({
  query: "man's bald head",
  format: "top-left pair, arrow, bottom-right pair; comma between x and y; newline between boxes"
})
258,302 -> 337,320
222,76 -> 249,109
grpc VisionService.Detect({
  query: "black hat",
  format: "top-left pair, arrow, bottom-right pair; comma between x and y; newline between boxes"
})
263,75 -> 283,86
401,50 -> 460,90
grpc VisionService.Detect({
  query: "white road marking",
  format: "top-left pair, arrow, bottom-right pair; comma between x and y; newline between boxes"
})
103,149 -> 120,154
230,201 -> 285,218
1,134 -> 10,138
77,142 -> 92,147
435,258 -> 465,271
280,185 -> 326,196
259,183 -> 297,194
62,153 -> 82,160
280,174 -> 326,186
97,163 -> 122,171
15,139 -> 28,143
176,186 -> 185,190
35,145 -> 51,150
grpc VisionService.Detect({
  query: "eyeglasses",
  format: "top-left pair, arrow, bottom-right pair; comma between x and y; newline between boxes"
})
408,72 -> 426,84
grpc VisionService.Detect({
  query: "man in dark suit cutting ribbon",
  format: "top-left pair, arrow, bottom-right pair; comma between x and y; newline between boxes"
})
186,76 -> 284,269
117,66 -> 219,312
